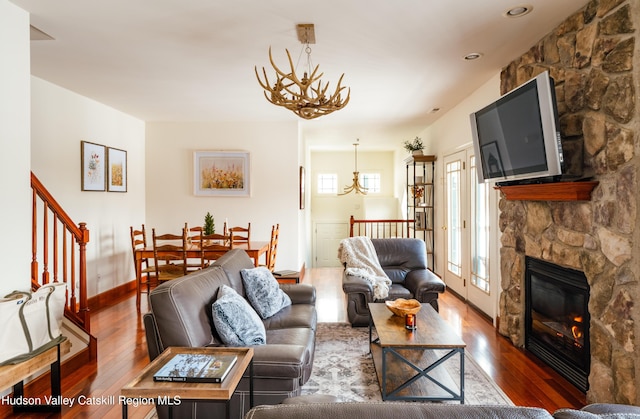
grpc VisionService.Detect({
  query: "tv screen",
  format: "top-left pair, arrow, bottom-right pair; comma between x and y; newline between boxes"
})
470,71 -> 564,184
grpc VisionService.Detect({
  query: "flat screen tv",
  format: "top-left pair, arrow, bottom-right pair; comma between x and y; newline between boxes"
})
470,71 -> 564,185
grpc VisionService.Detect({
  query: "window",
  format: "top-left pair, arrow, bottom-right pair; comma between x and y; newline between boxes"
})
317,174 -> 337,194
360,173 -> 381,193
471,155 -> 491,294
446,160 -> 462,276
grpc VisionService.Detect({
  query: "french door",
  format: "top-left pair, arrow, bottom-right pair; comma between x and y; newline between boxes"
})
443,148 -> 496,319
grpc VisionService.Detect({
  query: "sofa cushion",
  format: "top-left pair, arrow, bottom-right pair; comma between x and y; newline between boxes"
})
241,267 -> 292,319
212,285 -> 266,346
211,249 -> 256,297
149,266 -> 231,348
386,283 -> 413,300
262,304 -> 317,331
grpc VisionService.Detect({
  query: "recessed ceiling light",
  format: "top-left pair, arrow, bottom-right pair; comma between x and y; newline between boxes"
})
464,53 -> 483,61
504,5 -> 533,18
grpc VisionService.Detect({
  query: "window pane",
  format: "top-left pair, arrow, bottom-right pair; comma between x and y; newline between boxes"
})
360,173 -> 380,193
317,174 -> 337,194
471,156 -> 491,294
446,160 -> 462,276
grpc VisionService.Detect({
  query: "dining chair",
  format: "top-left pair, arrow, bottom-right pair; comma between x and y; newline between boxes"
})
266,224 -> 280,272
152,228 -> 188,282
201,233 -> 233,267
184,223 -> 206,272
224,222 -> 251,244
130,225 -> 157,301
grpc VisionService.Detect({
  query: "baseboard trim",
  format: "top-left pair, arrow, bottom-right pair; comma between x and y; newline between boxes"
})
444,288 -> 494,326
88,279 -> 136,311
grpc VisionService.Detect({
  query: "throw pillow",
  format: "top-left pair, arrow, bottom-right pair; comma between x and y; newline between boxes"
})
211,285 -> 266,346
241,267 -> 292,319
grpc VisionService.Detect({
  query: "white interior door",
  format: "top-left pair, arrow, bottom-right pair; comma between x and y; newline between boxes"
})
314,222 -> 349,267
443,151 -> 467,297
467,154 -> 495,318
444,148 -> 497,319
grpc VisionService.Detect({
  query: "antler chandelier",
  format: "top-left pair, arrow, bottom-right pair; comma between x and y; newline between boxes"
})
339,139 -> 368,195
255,24 -> 350,120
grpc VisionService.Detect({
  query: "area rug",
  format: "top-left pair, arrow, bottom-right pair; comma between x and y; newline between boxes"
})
301,322 -> 514,405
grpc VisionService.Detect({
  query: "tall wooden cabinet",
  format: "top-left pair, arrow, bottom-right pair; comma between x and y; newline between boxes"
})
406,154 -> 436,270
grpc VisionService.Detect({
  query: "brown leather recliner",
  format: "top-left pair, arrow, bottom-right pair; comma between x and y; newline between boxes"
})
342,238 -> 445,326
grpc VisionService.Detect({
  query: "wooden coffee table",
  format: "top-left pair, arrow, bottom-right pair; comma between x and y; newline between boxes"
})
368,303 -> 466,403
121,346 -> 254,419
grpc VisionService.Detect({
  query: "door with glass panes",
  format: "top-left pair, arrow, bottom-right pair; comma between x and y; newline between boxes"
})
443,148 -> 496,319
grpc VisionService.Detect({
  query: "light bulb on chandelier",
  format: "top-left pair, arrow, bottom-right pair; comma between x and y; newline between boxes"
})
255,23 -> 350,120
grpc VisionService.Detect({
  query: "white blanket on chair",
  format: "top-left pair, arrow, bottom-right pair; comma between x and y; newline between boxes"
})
338,236 -> 391,300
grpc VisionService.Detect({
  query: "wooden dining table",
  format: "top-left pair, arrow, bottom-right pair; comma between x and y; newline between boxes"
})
134,240 -> 269,310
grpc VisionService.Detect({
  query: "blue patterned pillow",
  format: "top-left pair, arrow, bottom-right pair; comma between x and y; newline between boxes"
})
211,285 -> 266,346
241,267 -> 292,319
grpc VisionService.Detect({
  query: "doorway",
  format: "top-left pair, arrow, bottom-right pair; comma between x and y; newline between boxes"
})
443,148 -> 497,319
314,222 -> 349,267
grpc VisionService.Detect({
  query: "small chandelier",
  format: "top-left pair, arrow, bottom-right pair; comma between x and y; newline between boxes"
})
255,24 -> 350,120
339,139 -> 367,196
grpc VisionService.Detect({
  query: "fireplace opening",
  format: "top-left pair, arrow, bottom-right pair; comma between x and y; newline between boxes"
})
525,257 -> 590,392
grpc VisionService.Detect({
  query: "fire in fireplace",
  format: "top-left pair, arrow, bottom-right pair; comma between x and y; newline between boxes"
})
525,257 -> 590,392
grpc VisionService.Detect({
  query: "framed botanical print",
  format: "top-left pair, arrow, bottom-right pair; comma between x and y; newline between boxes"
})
81,141 -> 106,191
107,147 -> 127,192
194,151 -> 250,196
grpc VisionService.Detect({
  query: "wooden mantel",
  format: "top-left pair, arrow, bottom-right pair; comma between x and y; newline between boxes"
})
495,181 -> 599,201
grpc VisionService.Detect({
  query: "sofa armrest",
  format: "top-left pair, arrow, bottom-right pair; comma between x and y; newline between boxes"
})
280,284 -> 316,305
342,272 -> 374,298
404,269 -> 446,299
552,403 -> 640,418
248,344 -> 306,379
143,313 -> 162,361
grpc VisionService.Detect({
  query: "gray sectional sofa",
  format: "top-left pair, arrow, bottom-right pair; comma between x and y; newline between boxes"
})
143,249 -> 317,419
245,401 -> 640,419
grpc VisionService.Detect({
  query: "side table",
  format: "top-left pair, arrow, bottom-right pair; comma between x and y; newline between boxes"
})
273,270 -> 300,284
121,346 -> 254,419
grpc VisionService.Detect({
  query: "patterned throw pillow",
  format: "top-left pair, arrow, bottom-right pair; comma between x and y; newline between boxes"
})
241,267 -> 292,319
211,285 -> 266,346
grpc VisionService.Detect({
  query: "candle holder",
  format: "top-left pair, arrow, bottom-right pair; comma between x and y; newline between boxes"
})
405,313 -> 417,330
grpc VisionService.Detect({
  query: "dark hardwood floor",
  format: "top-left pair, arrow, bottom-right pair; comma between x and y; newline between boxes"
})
1,267 -> 585,418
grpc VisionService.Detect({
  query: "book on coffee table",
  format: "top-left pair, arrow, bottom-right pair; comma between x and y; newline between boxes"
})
153,353 -> 237,383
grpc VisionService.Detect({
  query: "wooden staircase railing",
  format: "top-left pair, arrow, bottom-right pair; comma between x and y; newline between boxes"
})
31,172 -> 91,333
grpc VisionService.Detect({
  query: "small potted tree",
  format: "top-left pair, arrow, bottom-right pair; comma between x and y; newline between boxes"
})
403,137 -> 424,155
203,212 -> 215,235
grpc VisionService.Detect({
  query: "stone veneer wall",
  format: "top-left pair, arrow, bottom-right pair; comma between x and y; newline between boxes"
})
497,0 -> 638,404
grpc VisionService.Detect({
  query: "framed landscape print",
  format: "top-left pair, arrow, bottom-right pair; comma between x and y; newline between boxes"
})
81,141 -> 106,191
194,151 -> 250,196
107,147 -> 127,192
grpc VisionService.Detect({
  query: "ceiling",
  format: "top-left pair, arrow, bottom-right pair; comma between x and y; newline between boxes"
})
12,0 -> 589,150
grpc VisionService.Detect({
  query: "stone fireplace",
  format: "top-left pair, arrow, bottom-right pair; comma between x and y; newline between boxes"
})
497,0 -> 638,405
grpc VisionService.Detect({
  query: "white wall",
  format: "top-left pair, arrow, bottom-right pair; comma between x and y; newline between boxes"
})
145,121 -> 301,271
30,77 -> 146,297
418,74 -> 502,316
311,149 -> 398,221
0,1 -> 31,295
310,149 -> 399,266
